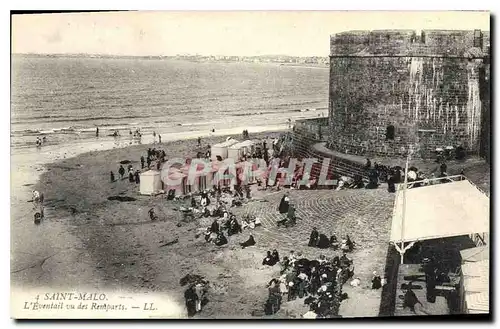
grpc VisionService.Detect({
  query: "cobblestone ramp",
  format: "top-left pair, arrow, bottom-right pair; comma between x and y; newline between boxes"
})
235,188 -> 396,256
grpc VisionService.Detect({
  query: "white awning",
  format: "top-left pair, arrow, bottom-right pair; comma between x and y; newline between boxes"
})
390,180 -> 489,243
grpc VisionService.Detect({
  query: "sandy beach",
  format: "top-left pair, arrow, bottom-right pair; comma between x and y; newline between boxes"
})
11,129 -> 290,317
11,121 -> 491,319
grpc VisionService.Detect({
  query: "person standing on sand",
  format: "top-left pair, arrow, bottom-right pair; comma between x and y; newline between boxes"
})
278,192 -> 290,217
129,171 -> 134,183
118,165 -> 125,179
158,134 -> 162,143
197,137 -> 201,147
141,156 -> 145,169
153,131 -> 157,143
134,170 -> 140,184
110,171 -> 115,182
96,127 -> 99,137
184,285 -> 197,317
194,283 -> 205,313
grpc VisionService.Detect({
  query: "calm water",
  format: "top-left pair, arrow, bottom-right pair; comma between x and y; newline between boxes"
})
11,55 -> 329,149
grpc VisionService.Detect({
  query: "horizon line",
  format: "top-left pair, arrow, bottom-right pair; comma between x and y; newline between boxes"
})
11,52 -> 331,58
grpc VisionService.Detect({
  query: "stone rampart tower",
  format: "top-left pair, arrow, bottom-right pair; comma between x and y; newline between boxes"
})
327,29 -> 490,159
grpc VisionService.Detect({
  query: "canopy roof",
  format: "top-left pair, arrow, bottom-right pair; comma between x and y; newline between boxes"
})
390,180 -> 489,243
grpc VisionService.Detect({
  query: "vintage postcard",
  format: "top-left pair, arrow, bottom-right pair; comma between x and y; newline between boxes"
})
10,11 -> 490,319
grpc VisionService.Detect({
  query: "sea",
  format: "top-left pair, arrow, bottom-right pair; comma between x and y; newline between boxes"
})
11,55 -> 329,154
10,55 -> 328,294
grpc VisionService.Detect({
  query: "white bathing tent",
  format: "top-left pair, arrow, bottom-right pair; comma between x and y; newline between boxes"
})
227,140 -> 255,160
211,138 -> 239,160
390,179 -> 490,260
162,167 -> 187,196
139,170 -> 163,195
180,162 -> 214,194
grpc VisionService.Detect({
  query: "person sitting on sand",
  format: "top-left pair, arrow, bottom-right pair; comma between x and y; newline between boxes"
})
227,215 -> 242,236
317,234 -> 330,249
371,271 -> 382,289
329,234 -> 339,250
262,251 -> 276,266
308,227 -> 319,247
340,252 -> 352,268
271,249 -> 280,264
148,208 -> 157,221
340,235 -> 354,252
110,171 -> 115,183
200,192 -> 210,210
210,219 -> 219,234
332,256 -> 340,268
346,235 -> 355,251
288,251 -> 297,267
214,232 -> 228,246
240,234 -> 256,249
118,165 -> 125,179
279,256 -> 290,275
204,228 -> 213,243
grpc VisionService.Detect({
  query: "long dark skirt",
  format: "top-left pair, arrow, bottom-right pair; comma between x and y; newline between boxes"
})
186,300 -> 197,317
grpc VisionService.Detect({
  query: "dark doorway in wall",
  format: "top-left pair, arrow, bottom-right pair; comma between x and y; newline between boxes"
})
386,125 -> 395,140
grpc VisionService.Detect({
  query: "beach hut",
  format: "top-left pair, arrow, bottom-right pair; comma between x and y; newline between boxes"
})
179,161 -> 214,194
227,140 -> 256,160
459,259 -> 489,314
211,139 -> 239,160
139,170 -> 163,195
163,168 -> 187,197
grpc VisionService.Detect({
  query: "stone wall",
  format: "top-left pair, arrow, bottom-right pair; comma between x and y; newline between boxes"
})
292,118 -> 368,179
327,29 -> 490,159
292,117 -> 328,149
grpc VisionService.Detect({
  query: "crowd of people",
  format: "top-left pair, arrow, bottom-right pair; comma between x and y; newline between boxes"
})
362,158 -> 459,194
262,249 -> 357,317
260,245 -> 385,318
307,227 -> 355,252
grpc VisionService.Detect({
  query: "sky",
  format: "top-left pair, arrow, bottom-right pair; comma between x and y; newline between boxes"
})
11,11 -> 490,57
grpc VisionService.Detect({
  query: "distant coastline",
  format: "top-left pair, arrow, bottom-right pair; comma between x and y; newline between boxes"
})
12,52 -> 330,66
